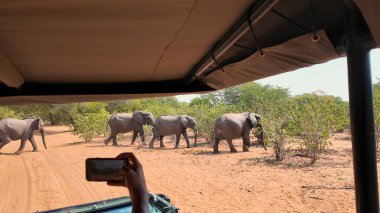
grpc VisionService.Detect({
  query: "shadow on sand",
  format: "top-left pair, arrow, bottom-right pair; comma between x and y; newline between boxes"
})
191,149 -> 240,156
0,152 -> 19,156
0,150 -> 35,156
54,141 -> 104,147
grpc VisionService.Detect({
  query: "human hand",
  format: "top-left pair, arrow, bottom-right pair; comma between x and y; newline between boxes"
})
107,152 -> 149,212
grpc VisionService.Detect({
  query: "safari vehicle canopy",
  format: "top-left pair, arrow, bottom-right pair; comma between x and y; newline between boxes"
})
0,0 -> 379,212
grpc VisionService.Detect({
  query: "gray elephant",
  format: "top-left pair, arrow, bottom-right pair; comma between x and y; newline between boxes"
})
0,117 -> 47,155
149,115 -> 197,149
213,112 -> 266,153
104,111 -> 154,146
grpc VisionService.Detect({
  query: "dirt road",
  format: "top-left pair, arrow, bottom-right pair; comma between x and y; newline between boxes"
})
0,126 -> 358,212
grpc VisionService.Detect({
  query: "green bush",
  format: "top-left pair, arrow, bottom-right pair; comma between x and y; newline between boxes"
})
70,105 -> 110,142
262,102 -> 293,161
188,104 -> 236,143
292,93 -> 331,164
0,107 -> 20,120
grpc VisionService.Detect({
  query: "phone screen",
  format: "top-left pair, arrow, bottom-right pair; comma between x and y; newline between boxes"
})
86,158 -> 126,181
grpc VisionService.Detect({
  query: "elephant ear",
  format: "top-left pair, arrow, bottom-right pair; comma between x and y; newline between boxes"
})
132,111 -> 145,125
36,117 -> 43,130
255,114 -> 262,123
179,116 -> 190,128
30,117 -> 42,131
248,113 -> 260,128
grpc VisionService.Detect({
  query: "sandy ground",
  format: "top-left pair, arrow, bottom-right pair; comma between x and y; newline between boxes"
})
0,126 -> 362,212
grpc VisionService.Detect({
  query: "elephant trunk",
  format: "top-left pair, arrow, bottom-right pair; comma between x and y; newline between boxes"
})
193,128 -> 198,147
40,129 -> 47,149
258,125 -> 266,151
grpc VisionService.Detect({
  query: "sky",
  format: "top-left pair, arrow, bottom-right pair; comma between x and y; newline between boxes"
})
176,48 -> 380,102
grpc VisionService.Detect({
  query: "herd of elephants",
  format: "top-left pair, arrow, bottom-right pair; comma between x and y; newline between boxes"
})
0,111 -> 266,155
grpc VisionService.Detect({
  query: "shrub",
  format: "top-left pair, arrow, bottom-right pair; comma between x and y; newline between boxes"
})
188,104 -> 236,143
260,98 -> 293,161
263,115 -> 290,161
0,107 -> 19,120
70,107 -> 110,142
292,93 -> 331,164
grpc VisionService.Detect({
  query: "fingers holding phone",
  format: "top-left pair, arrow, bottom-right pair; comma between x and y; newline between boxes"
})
85,152 -> 148,195
117,153 -> 148,201
86,152 -> 149,212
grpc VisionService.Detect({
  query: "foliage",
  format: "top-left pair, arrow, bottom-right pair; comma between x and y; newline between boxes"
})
189,95 -> 215,107
188,104 -> 236,143
373,81 -> 380,148
261,100 -> 293,162
70,103 -> 110,142
46,104 -> 76,125
289,92 -> 349,135
0,107 -> 20,120
143,101 -> 182,118
292,93 -> 331,164
143,125 -> 153,138
75,102 -> 108,115
8,104 -> 76,125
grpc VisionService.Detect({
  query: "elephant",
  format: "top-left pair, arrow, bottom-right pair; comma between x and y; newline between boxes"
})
213,112 -> 266,154
104,111 -> 155,147
0,117 -> 47,155
149,115 -> 197,149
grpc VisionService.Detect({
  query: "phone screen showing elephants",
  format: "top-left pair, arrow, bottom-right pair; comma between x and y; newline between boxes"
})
86,158 -> 126,181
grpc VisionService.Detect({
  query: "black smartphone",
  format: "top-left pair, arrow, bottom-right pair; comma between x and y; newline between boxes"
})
86,158 -> 127,181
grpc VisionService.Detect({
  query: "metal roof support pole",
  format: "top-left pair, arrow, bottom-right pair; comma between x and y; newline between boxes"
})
346,8 -> 379,213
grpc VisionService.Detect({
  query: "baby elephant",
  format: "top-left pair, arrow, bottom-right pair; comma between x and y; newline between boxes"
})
213,112 -> 265,153
0,117 -> 47,155
149,115 -> 197,149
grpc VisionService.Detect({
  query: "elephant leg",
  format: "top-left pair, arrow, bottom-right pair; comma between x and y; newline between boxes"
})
15,139 -> 28,155
29,135 -> 38,152
227,139 -> 237,153
112,134 -> 118,146
0,137 -> 11,150
182,131 -> 191,148
213,138 -> 221,154
104,133 -> 114,146
138,129 -> 145,147
131,131 -> 138,145
148,137 -> 156,149
242,134 -> 250,152
159,136 -> 165,148
174,133 -> 181,148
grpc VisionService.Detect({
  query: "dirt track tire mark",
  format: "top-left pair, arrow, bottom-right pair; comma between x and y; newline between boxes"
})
0,154 -> 32,212
41,149 -> 125,208
26,151 -> 70,212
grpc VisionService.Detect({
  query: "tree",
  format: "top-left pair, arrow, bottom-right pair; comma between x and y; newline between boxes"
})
189,96 -> 214,107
